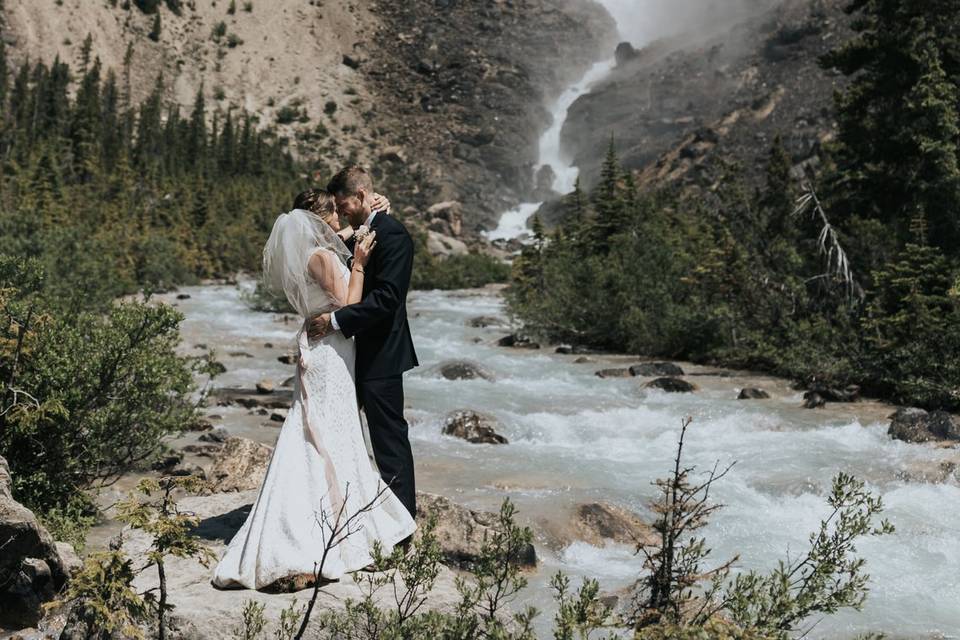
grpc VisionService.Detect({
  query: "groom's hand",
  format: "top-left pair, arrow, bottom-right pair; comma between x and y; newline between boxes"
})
308,313 -> 333,340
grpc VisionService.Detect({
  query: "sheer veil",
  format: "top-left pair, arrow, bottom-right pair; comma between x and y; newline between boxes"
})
262,209 -> 352,317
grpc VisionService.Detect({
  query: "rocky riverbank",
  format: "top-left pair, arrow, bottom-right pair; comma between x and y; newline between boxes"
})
4,283 -> 960,638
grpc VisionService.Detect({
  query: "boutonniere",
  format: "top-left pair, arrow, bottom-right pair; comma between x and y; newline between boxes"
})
355,225 -> 372,243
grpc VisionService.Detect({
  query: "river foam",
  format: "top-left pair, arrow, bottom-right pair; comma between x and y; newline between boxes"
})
166,284 -> 959,638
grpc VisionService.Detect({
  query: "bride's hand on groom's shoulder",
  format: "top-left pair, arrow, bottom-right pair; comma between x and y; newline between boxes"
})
371,192 -> 391,214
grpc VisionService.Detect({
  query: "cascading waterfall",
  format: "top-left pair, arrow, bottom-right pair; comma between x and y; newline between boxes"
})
485,0 -> 660,241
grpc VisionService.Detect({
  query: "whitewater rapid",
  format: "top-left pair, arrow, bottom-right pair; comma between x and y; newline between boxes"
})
163,283 -> 959,639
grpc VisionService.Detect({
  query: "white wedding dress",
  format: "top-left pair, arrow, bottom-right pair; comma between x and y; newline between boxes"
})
212,248 -> 416,589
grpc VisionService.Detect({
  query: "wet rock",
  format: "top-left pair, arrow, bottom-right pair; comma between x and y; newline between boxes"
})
807,383 -> 860,403
229,351 -> 254,358
417,492 -> 536,568
468,315 -> 503,328
278,353 -> 298,365
574,356 -> 595,364
151,452 -> 184,472
442,410 -> 508,445
629,362 -> 685,377
738,388 -> 770,400
186,418 -> 214,432
176,293 -> 192,300
0,455 -> 72,628
644,377 -> 697,393
199,427 -> 230,443
437,360 -> 495,382
256,379 -> 276,394
497,333 -> 540,349
211,387 -> 290,410
264,342 -> 274,349
342,54 -> 362,69
888,407 -> 960,444
573,502 -> 657,547
270,409 -> 288,423
208,437 -> 274,492
802,391 -> 826,409
181,443 -> 223,457
281,376 -> 296,388
595,368 -> 632,379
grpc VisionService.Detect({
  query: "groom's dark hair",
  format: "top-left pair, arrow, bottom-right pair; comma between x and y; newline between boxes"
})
327,166 -> 373,197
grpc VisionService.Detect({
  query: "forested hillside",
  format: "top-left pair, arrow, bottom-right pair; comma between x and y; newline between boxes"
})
509,0 -> 960,411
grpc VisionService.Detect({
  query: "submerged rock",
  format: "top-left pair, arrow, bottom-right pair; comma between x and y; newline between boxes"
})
888,407 -> 960,444
738,387 -> 770,400
573,502 -> 657,547
416,492 -> 536,568
208,437 -> 274,492
255,379 -> 275,394
442,410 -> 508,445
199,427 -> 230,443
437,360 -> 495,382
644,377 -> 697,393
468,316 -> 503,328
629,362 -> 685,377
595,368 -> 632,378
802,391 -> 826,409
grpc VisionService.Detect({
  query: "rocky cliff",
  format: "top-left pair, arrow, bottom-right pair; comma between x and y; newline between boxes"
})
557,0 -> 849,212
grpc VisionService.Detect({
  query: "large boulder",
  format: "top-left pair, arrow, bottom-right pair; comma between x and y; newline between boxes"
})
572,502 -> 657,547
436,360 -> 495,382
442,411 -> 508,445
208,437 -> 274,492
426,231 -> 469,257
0,456 -> 74,628
416,493 -> 536,568
738,387 -> 771,400
629,362 -> 685,377
888,407 -> 960,444
644,377 -> 698,393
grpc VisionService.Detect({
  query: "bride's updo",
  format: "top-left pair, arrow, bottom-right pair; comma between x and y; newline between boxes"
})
293,189 -> 337,224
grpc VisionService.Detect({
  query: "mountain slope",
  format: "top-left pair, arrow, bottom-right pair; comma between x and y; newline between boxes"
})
3,0 -> 614,234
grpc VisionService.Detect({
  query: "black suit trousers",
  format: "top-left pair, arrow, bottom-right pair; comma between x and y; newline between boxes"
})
358,375 -> 416,519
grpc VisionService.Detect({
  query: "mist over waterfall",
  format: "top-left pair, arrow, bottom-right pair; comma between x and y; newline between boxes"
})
487,0 -> 781,241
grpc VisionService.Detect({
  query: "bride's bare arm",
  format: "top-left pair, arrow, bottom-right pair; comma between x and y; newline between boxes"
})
346,231 -> 378,305
307,251 -> 348,307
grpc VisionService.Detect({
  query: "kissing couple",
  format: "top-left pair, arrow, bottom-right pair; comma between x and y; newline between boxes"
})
212,166 -> 419,590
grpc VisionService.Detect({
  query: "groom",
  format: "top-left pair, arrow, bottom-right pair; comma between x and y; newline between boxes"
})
308,166 -> 419,520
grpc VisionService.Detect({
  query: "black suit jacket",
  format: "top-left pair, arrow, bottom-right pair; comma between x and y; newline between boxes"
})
337,213 -> 418,381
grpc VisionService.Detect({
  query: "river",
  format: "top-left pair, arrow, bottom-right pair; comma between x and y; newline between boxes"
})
143,281 -> 960,639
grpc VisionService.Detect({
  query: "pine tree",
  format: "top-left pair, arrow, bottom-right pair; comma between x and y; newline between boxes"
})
586,136 -> 630,253
149,12 -> 162,42
823,0 -> 960,253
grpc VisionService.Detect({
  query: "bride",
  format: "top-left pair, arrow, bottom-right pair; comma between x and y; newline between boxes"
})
212,191 -> 416,590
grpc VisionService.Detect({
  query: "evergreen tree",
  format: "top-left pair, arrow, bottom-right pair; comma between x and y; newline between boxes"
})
822,0 -> 960,253
589,135 -> 626,253
149,12 -> 162,42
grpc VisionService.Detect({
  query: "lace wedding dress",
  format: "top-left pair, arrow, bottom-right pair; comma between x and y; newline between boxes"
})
212,245 -> 416,589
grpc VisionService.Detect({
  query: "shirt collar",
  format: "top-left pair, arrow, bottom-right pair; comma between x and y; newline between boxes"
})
365,211 -> 377,227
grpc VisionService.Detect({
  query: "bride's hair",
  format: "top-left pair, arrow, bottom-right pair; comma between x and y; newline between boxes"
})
293,189 -> 336,221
